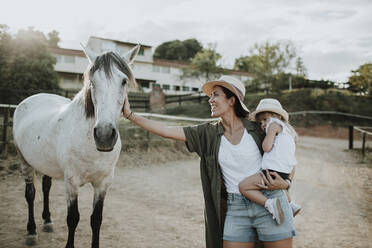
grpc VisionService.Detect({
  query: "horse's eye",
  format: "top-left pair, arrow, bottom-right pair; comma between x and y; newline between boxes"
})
122,79 -> 127,86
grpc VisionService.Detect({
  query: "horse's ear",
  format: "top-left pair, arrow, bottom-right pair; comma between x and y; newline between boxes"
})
123,44 -> 140,65
80,42 -> 98,64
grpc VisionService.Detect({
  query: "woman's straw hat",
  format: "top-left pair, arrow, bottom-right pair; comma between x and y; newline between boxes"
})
250,98 -> 289,122
202,75 -> 249,112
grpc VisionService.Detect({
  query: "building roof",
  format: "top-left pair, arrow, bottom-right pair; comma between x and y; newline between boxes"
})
90,36 -> 152,49
153,58 -> 253,77
153,58 -> 189,68
48,46 -> 254,77
48,47 -> 86,57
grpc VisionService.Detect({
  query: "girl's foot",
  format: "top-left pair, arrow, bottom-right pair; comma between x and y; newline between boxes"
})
290,201 -> 302,217
264,198 -> 284,224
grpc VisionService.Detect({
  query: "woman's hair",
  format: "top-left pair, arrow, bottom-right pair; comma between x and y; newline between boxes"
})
221,87 -> 249,118
256,111 -> 299,143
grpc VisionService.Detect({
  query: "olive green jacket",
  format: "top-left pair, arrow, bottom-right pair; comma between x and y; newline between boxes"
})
183,118 -> 265,248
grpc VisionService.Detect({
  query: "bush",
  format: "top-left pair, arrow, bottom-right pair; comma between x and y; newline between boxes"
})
244,89 -> 372,127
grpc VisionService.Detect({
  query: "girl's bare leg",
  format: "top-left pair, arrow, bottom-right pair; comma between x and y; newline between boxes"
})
239,174 -> 267,206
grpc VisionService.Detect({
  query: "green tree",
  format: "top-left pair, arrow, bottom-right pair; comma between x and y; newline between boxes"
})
47,30 -> 60,48
0,26 -> 60,104
182,39 -> 203,60
234,41 -> 303,92
295,57 -> 307,77
348,63 -> 372,95
270,73 -> 335,91
0,25 -> 12,88
181,44 -> 224,82
154,38 -> 202,61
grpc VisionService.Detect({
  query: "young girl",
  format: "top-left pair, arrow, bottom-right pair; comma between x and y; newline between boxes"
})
239,98 -> 301,225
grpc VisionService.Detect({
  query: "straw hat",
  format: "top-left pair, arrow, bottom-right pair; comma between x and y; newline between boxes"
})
250,98 -> 289,122
202,75 -> 249,112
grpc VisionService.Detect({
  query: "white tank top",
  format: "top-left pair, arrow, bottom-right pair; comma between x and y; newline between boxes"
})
261,118 -> 297,173
218,129 -> 262,194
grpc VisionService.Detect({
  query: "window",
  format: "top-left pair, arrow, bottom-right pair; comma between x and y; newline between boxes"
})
138,47 -> 145,56
140,81 -> 150,88
55,55 -> 63,63
173,85 -> 180,91
162,84 -> 170,90
161,67 -> 170,74
152,65 -> 161,72
182,86 -> 190,91
64,55 -> 75,63
192,87 -> 199,92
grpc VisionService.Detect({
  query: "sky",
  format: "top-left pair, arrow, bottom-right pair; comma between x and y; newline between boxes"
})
1,0 -> 372,83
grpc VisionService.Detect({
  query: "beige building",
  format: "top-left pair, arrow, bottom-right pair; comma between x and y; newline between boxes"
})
50,36 -> 253,95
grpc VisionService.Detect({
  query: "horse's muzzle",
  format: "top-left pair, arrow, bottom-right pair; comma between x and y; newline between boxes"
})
93,124 -> 118,152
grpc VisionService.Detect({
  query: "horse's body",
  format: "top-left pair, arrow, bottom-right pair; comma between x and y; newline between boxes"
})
13,44 -> 139,248
14,92 -> 120,181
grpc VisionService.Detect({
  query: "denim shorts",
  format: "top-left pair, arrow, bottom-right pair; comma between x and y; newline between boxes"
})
223,190 -> 296,243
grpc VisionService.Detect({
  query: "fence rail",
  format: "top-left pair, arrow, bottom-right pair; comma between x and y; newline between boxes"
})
290,111 -> 372,121
0,87 -> 207,112
0,105 -> 15,158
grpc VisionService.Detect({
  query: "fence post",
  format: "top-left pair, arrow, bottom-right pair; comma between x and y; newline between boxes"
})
362,132 -> 366,162
145,99 -> 149,112
349,126 -> 354,149
1,107 -> 9,158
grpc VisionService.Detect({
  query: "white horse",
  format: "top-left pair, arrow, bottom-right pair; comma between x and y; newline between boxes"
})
12,43 -> 139,248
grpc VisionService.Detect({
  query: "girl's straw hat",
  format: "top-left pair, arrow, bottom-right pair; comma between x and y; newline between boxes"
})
250,98 -> 289,122
202,75 -> 249,112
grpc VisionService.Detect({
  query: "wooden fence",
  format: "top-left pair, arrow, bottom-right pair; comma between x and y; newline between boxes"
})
349,126 -> 372,161
0,104 -> 16,158
165,93 -> 207,105
2,100 -> 372,159
0,88 -> 207,112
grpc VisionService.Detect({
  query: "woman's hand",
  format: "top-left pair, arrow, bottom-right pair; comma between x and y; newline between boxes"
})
122,94 -> 132,119
255,170 -> 288,190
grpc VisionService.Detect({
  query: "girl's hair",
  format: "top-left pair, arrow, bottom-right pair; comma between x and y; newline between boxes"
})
256,111 -> 299,143
221,87 -> 249,118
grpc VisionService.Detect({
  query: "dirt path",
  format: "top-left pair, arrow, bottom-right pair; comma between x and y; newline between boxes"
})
0,136 -> 371,248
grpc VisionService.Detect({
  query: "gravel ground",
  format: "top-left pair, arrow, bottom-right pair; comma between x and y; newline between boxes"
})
0,136 -> 371,248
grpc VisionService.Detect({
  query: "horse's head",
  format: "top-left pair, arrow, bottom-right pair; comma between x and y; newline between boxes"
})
81,43 -> 139,152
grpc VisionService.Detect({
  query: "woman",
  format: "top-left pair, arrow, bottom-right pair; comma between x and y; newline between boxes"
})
123,76 -> 295,248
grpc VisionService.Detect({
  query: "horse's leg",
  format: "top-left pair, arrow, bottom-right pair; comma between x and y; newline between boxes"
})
42,175 -> 54,232
19,151 -> 38,246
90,180 -> 110,248
64,178 -> 80,248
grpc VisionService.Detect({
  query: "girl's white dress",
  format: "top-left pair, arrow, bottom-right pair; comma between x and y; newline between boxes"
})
261,118 -> 297,174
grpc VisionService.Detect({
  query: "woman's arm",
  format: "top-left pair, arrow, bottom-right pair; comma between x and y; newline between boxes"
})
123,96 -> 186,141
255,170 -> 289,190
262,122 -> 281,152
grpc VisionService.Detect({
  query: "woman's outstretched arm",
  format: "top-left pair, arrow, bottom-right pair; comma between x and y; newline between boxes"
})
123,96 -> 186,142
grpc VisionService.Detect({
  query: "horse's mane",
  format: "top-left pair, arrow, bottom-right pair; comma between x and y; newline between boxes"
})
82,52 -> 136,119
89,52 -> 135,84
